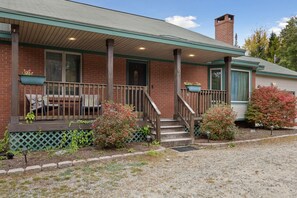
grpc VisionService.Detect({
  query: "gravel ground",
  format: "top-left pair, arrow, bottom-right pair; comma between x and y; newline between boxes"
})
1,140 -> 297,197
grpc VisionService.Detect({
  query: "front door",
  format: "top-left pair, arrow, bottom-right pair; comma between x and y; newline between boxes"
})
127,60 -> 147,111
127,61 -> 147,86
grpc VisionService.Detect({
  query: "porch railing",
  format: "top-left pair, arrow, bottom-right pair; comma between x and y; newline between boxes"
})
20,81 -> 147,121
143,90 -> 161,142
177,94 -> 194,143
181,89 -> 227,118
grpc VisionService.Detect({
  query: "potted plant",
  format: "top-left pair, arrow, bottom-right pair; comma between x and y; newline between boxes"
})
19,69 -> 46,85
184,81 -> 201,92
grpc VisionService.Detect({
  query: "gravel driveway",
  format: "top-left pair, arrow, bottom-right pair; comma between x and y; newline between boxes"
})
1,140 -> 297,197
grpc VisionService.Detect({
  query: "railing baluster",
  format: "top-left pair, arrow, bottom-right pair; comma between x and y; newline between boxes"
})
20,82 -> 149,122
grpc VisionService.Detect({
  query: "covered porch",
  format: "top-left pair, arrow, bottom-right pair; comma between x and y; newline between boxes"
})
0,7 -> 245,142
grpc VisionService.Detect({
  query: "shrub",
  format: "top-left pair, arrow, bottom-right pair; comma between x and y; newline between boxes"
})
0,129 -> 9,153
92,102 -> 137,148
245,86 -> 297,128
200,104 -> 238,140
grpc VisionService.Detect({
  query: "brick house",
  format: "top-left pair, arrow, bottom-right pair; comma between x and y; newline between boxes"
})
0,0 -> 266,147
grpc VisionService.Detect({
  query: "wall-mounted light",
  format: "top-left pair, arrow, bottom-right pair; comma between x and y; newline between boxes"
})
189,54 -> 195,57
139,47 -> 146,50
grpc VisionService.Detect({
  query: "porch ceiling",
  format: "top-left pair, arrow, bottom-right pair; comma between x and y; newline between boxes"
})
0,19 -> 236,64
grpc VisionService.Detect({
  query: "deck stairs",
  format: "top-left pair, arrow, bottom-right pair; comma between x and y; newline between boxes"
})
153,118 -> 192,147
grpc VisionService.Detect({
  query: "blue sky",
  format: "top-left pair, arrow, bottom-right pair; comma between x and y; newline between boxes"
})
75,0 -> 297,46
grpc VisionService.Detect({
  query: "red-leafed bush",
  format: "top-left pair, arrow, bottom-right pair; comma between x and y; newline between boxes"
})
92,102 -> 137,148
245,86 -> 297,128
200,104 -> 238,140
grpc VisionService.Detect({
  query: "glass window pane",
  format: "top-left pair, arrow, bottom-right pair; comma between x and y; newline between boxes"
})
66,54 -> 80,83
46,52 -> 62,82
211,69 -> 222,90
46,52 -> 62,95
231,71 -> 249,101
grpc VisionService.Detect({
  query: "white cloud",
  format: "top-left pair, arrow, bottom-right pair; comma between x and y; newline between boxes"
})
268,17 -> 292,35
165,15 -> 200,29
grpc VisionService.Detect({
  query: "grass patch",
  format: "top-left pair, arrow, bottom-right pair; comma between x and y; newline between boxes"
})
32,177 -> 43,182
228,143 -> 236,148
147,150 -> 159,157
130,167 -> 143,174
127,161 -> 148,167
105,162 -> 124,172
20,180 -> 33,185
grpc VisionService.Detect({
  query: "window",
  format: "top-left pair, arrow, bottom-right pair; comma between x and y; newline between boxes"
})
210,68 -> 222,90
231,70 -> 250,102
45,51 -> 81,95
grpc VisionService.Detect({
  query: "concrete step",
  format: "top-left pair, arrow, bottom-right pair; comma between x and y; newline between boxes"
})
161,138 -> 192,147
160,131 -> 189,139
160,125 -> 185,132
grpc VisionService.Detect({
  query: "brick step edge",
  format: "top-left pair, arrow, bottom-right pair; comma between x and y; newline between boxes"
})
0,147 -> 166,176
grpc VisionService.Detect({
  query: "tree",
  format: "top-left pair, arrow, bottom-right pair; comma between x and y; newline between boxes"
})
266,32 -> 280,63
243,28 -> 269,60
278,17 -> 297,71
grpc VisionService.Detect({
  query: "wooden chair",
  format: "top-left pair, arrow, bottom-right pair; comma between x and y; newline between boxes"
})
25,94 -> 60,115
81,94 -> 101,115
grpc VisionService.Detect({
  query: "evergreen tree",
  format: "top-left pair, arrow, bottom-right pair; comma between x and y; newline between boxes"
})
278,17 -> 297,71
243,28 -> 269,60
266,32 -> 280,63
234,33 -> 239,47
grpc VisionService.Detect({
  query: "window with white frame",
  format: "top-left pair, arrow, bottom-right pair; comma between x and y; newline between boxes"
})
210,68 -> 222,90
45,51 -> 81,95
231,69 -> 250,102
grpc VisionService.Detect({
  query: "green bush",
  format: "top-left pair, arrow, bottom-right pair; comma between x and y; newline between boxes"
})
92,102 -> 137,148
200,104 -> 238,140
60,130 -> 94,153
0,129 -> 9,153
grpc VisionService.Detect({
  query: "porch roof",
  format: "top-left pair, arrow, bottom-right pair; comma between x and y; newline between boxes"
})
0,0 -> 245,63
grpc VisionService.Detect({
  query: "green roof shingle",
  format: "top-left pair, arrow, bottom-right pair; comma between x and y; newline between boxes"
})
235,56 -> 297,78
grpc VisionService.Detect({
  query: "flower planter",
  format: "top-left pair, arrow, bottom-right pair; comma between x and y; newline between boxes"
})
19,75 -> 46,85
185,85 -> 201,92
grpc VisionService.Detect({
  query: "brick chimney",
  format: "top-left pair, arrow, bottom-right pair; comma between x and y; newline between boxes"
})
215,14 -> 234,45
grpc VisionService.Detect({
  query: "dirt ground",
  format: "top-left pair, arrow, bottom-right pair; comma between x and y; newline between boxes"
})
0,143 -> 160,171
1,126 -> 296,170
195,126 -> 297,143
1,139 -> 297,197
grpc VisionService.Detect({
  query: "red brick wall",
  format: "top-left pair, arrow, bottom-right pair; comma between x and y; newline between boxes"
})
181,65 -> 208,89
82,54 -> 105,83
82,54 -> 126,85
19,46 -> 44,75
0,43 -> 11,136
150,61 -> 208,118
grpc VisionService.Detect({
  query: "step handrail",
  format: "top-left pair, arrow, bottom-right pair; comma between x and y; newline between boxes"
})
143,90 -> 161,142
177,93 -> 195,143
